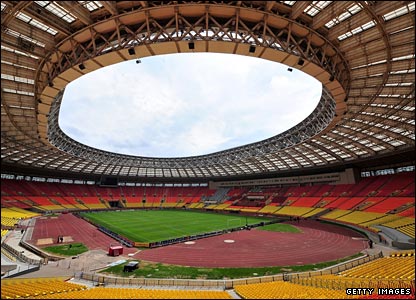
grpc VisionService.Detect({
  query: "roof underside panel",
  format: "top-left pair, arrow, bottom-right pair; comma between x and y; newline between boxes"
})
1,1 -> 415,179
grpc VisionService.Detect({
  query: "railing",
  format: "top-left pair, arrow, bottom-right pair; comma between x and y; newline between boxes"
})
75,253 -> 383,288
1,242 -> 43,266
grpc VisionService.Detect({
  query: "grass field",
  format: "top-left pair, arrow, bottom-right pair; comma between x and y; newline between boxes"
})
258,223 -> 302,233
80,210 -> 275,242
43,243 -> 88,256
101,253 -> 363,279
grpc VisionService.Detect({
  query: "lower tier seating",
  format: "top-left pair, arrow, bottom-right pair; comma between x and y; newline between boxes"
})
234,281 -> 348,299
235,254 -> 415,299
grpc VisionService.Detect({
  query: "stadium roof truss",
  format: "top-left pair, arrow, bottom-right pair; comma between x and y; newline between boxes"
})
1,1 -> 415,180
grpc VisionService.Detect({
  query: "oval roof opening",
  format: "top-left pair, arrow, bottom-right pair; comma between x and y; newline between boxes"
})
60,52 -> 321,158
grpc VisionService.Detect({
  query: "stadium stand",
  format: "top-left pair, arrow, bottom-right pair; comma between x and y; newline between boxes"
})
273,206 -> 316,217
399,206 -> 415,218
380,218 -> 415,238
290,197 -> 322,207
234,281 -> 348,299
1,177 -> 414,297
339,253 -> 415,280
365,197 -> 415,214
257,204 -> 280,214
1,208 -> 40,220
34,287 -> 232,299
234,253 -> 415,299
1,278 -> 88,299
1,279 -> 231,299
0,2 -> 414,298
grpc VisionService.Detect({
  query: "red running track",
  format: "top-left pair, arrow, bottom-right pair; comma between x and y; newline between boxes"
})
29,214 -> 368,267
135,220 -> 368,267
28,213 -> 137,254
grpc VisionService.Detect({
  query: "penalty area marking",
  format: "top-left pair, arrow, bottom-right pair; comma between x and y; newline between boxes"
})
224,240 -> 235,243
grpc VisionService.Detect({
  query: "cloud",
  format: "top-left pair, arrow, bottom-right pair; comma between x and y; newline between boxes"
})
176,115 -> 231,156
60,53 -> 321,158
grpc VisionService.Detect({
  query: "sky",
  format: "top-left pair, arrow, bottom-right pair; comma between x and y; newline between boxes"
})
59,52 -> 322,158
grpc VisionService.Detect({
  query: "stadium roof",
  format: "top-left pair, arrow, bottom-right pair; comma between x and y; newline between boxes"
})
1,1 -> 415,181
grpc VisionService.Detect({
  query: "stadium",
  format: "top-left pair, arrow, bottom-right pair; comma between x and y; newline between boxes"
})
1,1 -> 415,299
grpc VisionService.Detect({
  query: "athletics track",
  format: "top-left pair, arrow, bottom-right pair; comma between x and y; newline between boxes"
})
29,214 -> 367,267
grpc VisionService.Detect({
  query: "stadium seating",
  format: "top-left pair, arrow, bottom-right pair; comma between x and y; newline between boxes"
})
160,202 -> 180,208
375,172 -> 415,197
284,186 -> 316,197
304,185 -> 326,197
1,279 -> 231,299
1,175 -> 414,239
2,173 -> 413,212
26,196 -> 56,207
0,179 -> 212,207
187,202 -> 204,209
76,197 -> 108,209
399,206 -> 415,217
257,204 -> 280,214
354,176 -> 392,197
326,175 -> 407,198
364,197 -> 414,214
314,197 -> 338,208
213,202 -> 232,210
35,287 -> 232,299
335,211 -> 386,226
273,206 -> 315,217
311,184 -> 333,197
1,216 -> 19,228
335,197 -> 368,210
291,274 -> 414,293
234,254 -> 415,299
390,251 -> 415,257
380,217 -> 415,238
301,208 -> 326,218
320,209 -> 351,220
359,214 -> 402,229
124,196 -> 143,208
327,184 -> 353,197
239,207 -> 262,213
339,255 -> 415,280
234,281 -> 348,299
290,197 -> 322,207
0,173 -> 414,299
319,208 -> 415,236
402,181 -> 415,197
0,197 -> 32,209
1,278 -> 87,299
1,207 -> 40,219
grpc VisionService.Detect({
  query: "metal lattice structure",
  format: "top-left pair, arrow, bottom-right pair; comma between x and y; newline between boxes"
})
1,1 -> 415,181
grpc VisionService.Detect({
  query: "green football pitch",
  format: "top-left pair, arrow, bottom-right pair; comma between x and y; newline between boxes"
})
80,210 -> 272,243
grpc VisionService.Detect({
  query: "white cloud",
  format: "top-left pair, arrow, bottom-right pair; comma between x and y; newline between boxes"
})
60,53 -> 321,158
176,115 -> 231,156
